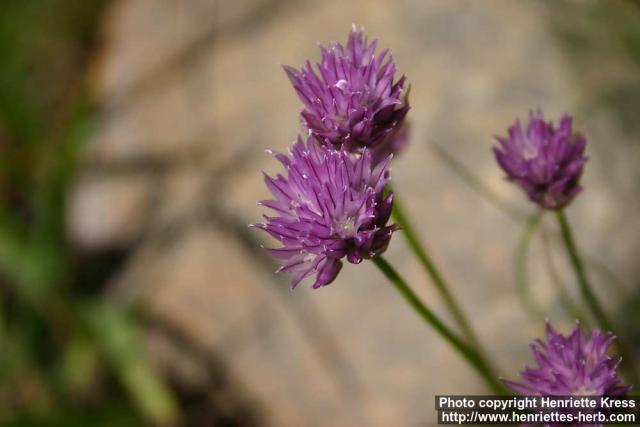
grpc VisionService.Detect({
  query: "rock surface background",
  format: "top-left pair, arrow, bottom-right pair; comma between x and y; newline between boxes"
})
67,1 -> 640,425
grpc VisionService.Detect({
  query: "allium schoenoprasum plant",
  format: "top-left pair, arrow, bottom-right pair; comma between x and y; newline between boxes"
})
253,25 -> 506,394
494,112 -> 639,386
284,25 -> 487,360
254,25 -> 639,400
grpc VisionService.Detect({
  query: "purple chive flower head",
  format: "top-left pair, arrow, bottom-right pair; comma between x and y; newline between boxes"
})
494,111 -> 587,210
283,25 -> 410,160
504,321 -> 631,397
253,136 -> 397,289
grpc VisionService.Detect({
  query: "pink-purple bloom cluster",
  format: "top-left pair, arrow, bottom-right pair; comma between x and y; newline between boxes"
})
284,25 -> 409,163
255,26 -> 405,289
494,111 -> 587,210
254,137 -> 396,289
504,322 -> 631,398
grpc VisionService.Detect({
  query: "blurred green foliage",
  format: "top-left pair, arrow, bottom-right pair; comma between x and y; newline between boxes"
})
0,1 -> 178,425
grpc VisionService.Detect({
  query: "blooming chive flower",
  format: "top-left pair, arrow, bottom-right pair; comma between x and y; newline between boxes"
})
253,136 -> 397,289
283,25 -> 410,160
494,111 -> 587,210
503,321 -> 631,397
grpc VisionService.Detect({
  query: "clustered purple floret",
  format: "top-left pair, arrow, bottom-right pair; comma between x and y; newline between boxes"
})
494,111 -> 587,210
284,25 -> 409,162
504,321 -> 631,398
254,136 -> 396,289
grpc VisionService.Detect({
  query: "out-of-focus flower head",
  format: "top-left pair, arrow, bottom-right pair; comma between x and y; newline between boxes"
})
503,321 -> 631,397
494,111 -> 587,210
253,136 -> 397,289
283,25 -> 410,161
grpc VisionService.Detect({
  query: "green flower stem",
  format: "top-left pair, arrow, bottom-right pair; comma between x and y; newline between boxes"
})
515,211 -> 545,320
555,210 -> 639,384
372,256 -> 507,394
540,230 -> 589,326
391,195 -> 480,349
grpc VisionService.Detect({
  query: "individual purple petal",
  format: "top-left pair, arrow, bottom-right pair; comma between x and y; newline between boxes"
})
312,257 -> 343,289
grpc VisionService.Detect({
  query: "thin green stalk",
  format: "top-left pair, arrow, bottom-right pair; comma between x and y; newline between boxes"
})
372,256 -> 507,394
391,195 -> 480,350
540,229 -> 589,326
555,211 -> 612,330
515,211 -> 545,321
555,210 -> 639,384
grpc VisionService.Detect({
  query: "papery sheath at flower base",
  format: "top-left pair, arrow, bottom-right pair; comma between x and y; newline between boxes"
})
503,321 -> 631,427
494,111 -> 587,210
252,136 -> 397,289
283,25 -> 410,162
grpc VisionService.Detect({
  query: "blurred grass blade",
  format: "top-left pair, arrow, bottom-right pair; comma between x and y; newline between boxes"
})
82,302 -> 179,426
0,216 -> 61,304
59,336 -> 100,394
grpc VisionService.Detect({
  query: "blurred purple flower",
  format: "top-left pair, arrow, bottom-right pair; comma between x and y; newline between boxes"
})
283,25 -> 410,160
253,136 -> 397,289
494,111 -> 587,210
503,321 -> 631,397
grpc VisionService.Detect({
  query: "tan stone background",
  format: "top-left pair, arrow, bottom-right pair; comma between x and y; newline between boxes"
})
67,0 -> 640,425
